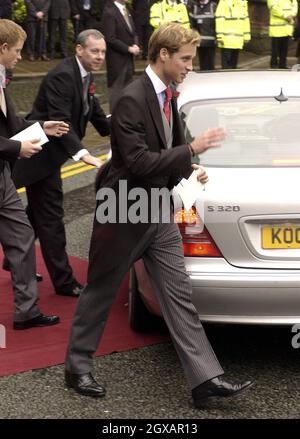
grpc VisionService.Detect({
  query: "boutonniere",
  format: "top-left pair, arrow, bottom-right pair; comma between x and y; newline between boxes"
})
89,82 -> 96,95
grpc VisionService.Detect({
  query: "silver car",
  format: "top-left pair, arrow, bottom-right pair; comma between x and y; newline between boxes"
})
129,70 -> 300,329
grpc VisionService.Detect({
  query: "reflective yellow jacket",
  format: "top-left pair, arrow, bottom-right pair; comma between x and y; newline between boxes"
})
150,0 -> 190,29
267,0 -> 298,37
215,0 -> 251,49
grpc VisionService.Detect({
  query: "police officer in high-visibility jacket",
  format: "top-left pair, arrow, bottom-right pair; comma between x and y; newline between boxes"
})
150,0 -> 190,30
267,0 -> 298,68
215,0 -> 251,69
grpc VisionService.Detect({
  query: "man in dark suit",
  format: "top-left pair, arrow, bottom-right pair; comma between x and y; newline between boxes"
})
0,19 -> 69,329
70,0 -> 102,38
65,23 -> 253,406
132,0 -> 152,60
12,29 -> 110,298
25,0 -> 51,61
101,0 -> 140,112
0,0 -> 14,19
48,0 -> 71,59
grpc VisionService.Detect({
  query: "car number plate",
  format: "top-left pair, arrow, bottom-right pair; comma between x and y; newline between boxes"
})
262,224 -> 300,249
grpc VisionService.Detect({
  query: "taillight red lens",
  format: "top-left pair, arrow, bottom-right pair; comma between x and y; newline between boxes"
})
175,207 -> 222,257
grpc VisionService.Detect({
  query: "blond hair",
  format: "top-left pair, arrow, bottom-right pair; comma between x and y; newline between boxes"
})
0,19 -> 26,47
148,23 -> 200,63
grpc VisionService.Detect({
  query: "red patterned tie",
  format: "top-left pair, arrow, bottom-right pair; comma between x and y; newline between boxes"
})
163,86 -> 172,124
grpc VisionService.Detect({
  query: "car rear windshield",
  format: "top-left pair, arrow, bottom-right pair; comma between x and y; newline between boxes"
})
180,97 -> 300,167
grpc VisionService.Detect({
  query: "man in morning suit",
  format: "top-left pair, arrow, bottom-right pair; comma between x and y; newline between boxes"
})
101,0 -> 140,112
12,29 -> 110,299
0,19 -> 69,329
65,23 -> 253,407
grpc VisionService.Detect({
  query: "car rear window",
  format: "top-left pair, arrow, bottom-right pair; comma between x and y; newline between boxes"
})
180,97 -> 300,167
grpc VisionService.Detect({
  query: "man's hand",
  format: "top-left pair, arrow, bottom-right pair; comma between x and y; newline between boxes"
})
81,153 -> 102,168
128,45 -> 140,56
43,121 -> 69,137
19,139 -> 42,158
192,164 -> 209,184
191,127 -> 226,155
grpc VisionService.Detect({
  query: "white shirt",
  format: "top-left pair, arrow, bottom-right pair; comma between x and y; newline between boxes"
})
83,0 -> 91,10
72,56 -> 90,161
145,64 -> 168,110
0,63 -> 6,87
76,55 -> 89,80
114,1 -> 127,16
0,63 -> 7,116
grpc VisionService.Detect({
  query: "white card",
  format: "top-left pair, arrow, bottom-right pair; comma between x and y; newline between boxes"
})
11,122 -> 49,147
174,170 -> 205,211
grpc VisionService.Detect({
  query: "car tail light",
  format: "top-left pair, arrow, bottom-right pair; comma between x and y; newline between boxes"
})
174,207 -> 222,257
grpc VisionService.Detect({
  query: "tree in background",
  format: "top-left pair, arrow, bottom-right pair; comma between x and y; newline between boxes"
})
12,0 -> 27,25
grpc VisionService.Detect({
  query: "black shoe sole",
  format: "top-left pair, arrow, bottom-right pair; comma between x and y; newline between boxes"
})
13,318 -> 60,330
56,292 -> 80,297
193,381 -> 254,409
65,382 -> 106,398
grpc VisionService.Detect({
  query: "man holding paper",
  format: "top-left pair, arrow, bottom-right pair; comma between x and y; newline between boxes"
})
65,23 -> 253,407
0,19 -> 69,329
12,29 -> 110,299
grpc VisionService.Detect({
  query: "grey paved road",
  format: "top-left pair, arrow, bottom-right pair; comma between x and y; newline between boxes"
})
1,55 -> 300,419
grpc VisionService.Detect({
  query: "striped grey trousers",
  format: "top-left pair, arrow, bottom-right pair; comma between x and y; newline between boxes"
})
0,166 -> 40,322
66,221 -> 224,388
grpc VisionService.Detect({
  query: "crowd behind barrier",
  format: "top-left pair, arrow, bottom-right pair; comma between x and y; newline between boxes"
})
0,0 -> 299,70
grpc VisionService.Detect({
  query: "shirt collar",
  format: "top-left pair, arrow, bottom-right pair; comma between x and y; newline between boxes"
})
75,56 -> 89,80
114,1 -> 126,14
145,65 -> 167,96
0,64 -> 6,88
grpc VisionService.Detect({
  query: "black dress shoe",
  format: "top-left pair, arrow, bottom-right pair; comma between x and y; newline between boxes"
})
192,376 -> 253,408
65,371 -> 106,398
13,314 -> 60,330
2,258 -> 43,282
56,281 -> 84,297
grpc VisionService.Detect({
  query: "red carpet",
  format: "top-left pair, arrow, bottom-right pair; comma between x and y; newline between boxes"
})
0,247 -> 169,376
